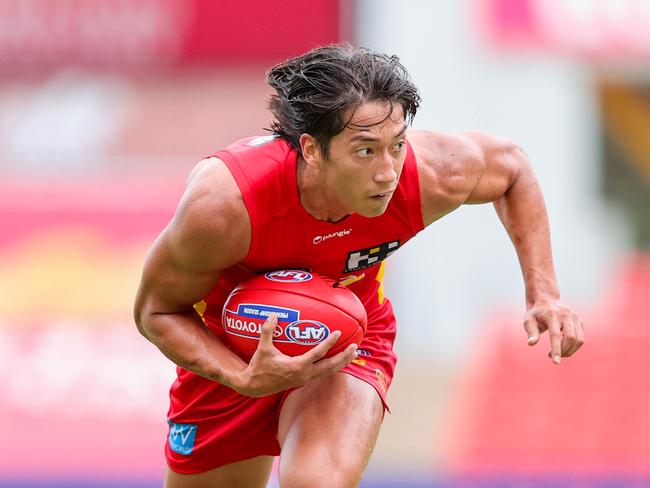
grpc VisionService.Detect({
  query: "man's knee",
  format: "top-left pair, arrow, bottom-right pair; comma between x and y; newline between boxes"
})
279,458 -> 363,488
278,423 -> 374,488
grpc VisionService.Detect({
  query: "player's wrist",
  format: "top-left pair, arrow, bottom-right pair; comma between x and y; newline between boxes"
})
211,358 -> 245,390
526,289 -> 561,309
223,361 -> 270,397
525,276 -> 560,307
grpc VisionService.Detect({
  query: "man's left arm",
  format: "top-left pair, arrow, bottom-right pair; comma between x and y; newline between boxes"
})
462,131 -> 584,364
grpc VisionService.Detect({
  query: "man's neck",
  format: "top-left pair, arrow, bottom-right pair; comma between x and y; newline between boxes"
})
296,156 -> 351,223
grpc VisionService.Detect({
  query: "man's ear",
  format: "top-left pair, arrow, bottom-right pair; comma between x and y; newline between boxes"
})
299,134 -> 323,169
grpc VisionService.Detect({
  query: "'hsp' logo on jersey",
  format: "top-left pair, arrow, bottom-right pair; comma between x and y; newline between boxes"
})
344,240 -> 400,273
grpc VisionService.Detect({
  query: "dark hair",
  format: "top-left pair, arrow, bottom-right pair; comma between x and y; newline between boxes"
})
267,43 -> 420,157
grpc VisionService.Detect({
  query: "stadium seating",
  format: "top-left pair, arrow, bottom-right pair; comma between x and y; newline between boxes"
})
442,256 -> 650,486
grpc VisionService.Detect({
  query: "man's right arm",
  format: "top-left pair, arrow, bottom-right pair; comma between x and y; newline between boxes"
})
134,158 -> 252,387
134,158 -> 357,396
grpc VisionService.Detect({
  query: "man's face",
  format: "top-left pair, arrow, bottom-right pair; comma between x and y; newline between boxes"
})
318,100 -> 408,218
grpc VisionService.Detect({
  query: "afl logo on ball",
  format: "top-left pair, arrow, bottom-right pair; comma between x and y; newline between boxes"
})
286,320 -> 330,345
265,270 -> 313,283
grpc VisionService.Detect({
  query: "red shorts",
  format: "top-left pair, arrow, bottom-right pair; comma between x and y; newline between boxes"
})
165,299 -> 398,474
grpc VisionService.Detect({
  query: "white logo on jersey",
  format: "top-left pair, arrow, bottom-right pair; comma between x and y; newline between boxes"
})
312,228 -> 352,245
247,135 -> 277,147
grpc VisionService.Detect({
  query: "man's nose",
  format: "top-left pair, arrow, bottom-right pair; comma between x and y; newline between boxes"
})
374,152 -> 398,183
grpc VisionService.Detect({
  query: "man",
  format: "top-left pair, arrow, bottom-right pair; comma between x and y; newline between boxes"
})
134,44 -> 584,488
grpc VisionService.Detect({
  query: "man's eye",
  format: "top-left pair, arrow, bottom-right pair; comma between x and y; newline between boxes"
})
393,141 -> 405,151
357,148 -> 372,157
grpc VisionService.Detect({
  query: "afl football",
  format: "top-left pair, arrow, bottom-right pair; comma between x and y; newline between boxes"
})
222,270 -> 367,360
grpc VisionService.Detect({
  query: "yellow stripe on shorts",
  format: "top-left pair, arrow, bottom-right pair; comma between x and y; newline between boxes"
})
194,300 -> 207,319
376,261 -> 386,305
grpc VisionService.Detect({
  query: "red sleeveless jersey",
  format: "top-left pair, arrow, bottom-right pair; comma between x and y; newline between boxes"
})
165,135 -> 424,473
198,135 -> 424,338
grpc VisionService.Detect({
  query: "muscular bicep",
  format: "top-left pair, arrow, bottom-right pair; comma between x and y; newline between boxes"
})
136,233 -> 221,316
134,159 -> 251,319
461,131 -> 523,205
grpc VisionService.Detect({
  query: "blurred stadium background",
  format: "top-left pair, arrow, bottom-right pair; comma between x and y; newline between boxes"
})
1,0 -> 649,487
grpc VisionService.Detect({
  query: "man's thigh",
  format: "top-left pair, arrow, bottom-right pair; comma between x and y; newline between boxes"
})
164,455 -> 274,488
277,372 -> 384,488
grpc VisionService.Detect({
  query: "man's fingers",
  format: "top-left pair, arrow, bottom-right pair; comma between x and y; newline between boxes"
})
560,319 -> 576,356
524,318 -> 540,346
576,318 -> 585,349
258,313 -> 279,349
302,330 -> 342,363
546,316 -> 563,364
311,343 -> 358,375
525,304 -> 584,363
562,318 -> 584,357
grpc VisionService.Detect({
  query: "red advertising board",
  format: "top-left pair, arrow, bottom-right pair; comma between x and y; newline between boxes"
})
0,0 -> 343,73
476,0 -> 650,60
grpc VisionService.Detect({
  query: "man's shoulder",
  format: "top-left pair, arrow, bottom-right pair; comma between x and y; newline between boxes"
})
212,135 -> 294,161
189,134 -> 291,200
407,129 -> 489,226
408,128 -> 517,165
407,128 -> 484,167
165,157 -> 251,268
182,158 -> 248,227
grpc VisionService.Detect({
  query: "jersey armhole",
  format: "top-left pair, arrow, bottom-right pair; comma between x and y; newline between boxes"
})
212,149 -> 259,264
404,141 -> 425,235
